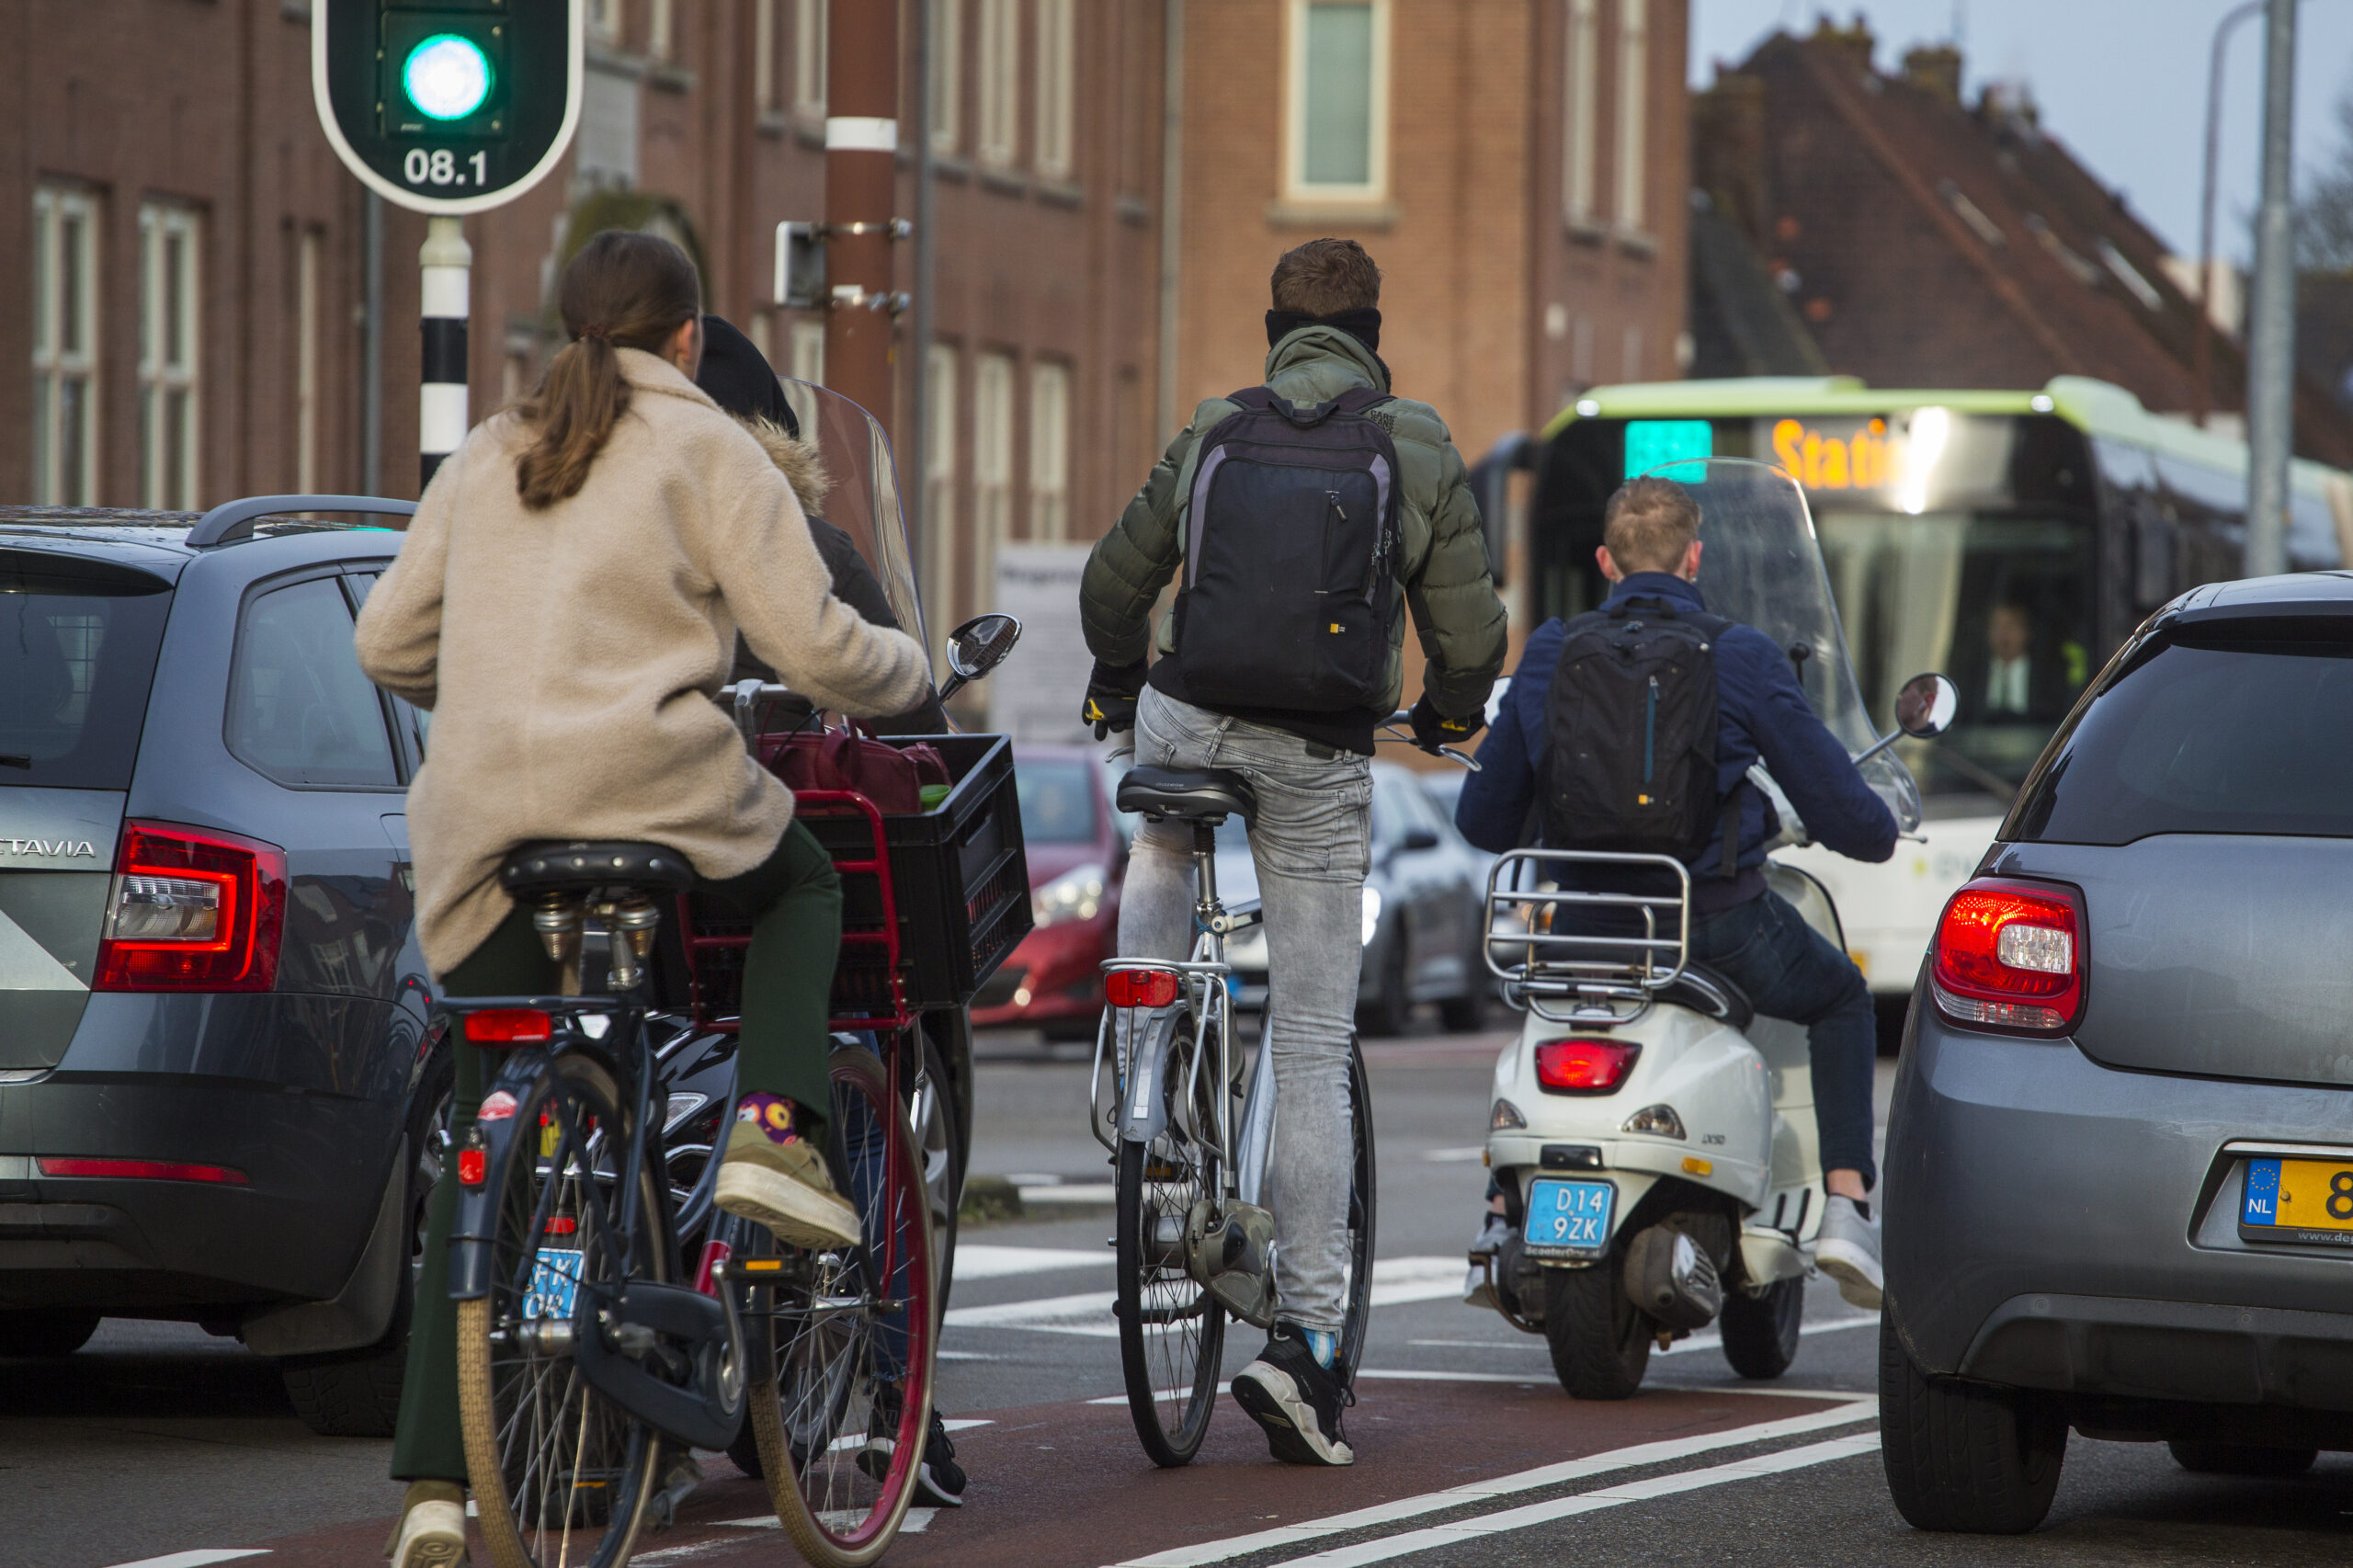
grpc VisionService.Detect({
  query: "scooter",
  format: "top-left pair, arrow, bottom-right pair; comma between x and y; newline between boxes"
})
1464,456 -> 1958,1397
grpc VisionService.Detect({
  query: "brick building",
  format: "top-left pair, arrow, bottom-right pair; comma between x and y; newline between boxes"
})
7,0 -> 1689,634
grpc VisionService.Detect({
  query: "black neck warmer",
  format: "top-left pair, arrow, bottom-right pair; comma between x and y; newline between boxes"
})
1267,307 -> 1381,355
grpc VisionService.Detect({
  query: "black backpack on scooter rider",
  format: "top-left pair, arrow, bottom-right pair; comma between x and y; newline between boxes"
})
1538,597 -> 1746,875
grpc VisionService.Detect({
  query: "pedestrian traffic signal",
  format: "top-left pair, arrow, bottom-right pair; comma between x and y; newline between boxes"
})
313,0 -> 583,215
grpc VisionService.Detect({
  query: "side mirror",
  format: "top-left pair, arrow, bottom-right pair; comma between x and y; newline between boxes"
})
938,613 -> 1023,702
1895,672 -> 1960,739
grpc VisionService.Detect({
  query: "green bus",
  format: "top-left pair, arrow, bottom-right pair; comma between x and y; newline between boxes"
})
1524,374 -> 2353,994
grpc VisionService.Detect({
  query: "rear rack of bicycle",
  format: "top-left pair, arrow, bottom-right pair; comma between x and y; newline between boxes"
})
1483,849 -> 1692,1025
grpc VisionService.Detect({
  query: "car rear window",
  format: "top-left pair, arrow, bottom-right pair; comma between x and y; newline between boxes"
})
2008,628 -> 2353,844
1017,758 -> 1098,844
0,550 -> 171,790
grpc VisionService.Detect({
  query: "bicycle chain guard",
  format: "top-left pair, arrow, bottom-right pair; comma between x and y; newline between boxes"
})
571,1278 -> 745,1451
1185,1198 -> 1279,1330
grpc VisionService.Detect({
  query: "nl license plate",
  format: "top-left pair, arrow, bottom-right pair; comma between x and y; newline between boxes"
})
2239,1158 -> 2353,1247
524,1246 -> 585,1320
1526,1178 -> 1615,1254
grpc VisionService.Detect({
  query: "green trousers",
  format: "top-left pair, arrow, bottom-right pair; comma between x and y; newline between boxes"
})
391,819 -> 842,1483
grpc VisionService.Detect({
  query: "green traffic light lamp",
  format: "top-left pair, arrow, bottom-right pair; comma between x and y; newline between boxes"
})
404,33 -> 494,122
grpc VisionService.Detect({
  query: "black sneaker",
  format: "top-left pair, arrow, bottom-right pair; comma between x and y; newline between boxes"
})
858,1394 -> 967,1507
1231,1323 -> 1354,1466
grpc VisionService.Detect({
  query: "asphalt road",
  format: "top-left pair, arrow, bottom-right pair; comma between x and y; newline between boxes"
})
5,1024 -> 2351,1568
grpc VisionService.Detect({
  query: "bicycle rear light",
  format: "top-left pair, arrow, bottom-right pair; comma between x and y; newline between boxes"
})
38,1157 -> 249,1185
1930,877 -> 2086,1035
95,821 -> 287,993
465,1008 -> 555,1045
1105,969 -> 1180,1008
1534,1038 -> 1642,1094
457,1127 -> 488,1187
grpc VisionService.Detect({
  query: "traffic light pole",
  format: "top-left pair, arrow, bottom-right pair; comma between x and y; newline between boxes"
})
418,217 -> 470,489
824,0 -> 903,438
2245,0 -> 2298,577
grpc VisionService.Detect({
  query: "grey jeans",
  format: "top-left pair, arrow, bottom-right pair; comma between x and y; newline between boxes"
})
1121,686 -> 1371,1335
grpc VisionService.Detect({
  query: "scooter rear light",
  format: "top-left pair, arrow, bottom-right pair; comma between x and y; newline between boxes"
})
1105,969 -> 1180,1008
1534,1038 -> 1641,1094
1930,877 -> 2086,1036
464,1008 -> 555,1044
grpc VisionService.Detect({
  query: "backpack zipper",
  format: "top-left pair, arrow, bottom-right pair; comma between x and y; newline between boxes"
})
1643,676 -> 1658,785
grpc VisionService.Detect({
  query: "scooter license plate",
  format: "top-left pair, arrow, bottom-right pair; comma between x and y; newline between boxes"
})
2240,1157 -> 2353,1246
1527,1178 -> 1615,1254
524,1246 -> 585,1320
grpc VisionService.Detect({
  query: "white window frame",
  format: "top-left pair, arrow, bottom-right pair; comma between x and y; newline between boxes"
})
29,185 -> 100,507
1282,0 -> 1392,204
794,0 -> 828,119
1029,360 -> 1071,541
977,0 -> 1020,168
588,0 -> 621,46
925,345 -> 960,633
974,351 -> 1015,596
295,228 -> 321,494
929,0 -> 962,153
1614,0 -> 1647,233
647,0 -> 673,59
756,0 -> 779,109
1563,0 -> 1599,227
1034,0 -> 1075,181
138,202 -> 201,511
789,321 -> 826,388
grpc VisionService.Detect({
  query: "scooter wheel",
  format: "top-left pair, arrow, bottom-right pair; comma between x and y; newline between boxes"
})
1719,1276 -> 1803,1380
1542,1255 -> 1653,1400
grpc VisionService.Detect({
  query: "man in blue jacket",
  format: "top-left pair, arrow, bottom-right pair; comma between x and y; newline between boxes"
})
1455,476 -> 1895,1307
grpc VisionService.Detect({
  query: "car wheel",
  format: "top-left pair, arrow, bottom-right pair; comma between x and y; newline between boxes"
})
2167,1439 -> 2317,1476
1438,927 -> 1488,1033
1541,1256 -> 1652,1399
1880,1309 -> 2065,1533
1356,930 -> 1410,1038
0,1309 -> 102,1358
282,1043 -> 454,1438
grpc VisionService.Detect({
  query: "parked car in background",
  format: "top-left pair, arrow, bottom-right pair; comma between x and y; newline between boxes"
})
970,744 -> 1125,1039
1219,761 -> 1489,1035
0,500 -> 441,1437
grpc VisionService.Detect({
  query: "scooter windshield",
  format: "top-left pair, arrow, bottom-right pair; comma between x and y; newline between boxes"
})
1634,457 -> 1922,832
777,377 -> 927,650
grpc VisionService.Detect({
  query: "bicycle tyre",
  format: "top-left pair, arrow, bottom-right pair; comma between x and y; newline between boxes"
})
1115,1006 -> 1226,1467
457,1052 -> 666,1568
746,1046 -> 935,1568
1335,1037 -> 1379,1383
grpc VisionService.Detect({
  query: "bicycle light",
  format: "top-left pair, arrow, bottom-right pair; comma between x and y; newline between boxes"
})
457,1127 -> 487,1188
465,1008 -> 555,1045
1106,969 -> 1180,1008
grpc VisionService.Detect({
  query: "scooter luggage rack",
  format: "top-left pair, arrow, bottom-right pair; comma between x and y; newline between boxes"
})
1484,849 -> 1692,1025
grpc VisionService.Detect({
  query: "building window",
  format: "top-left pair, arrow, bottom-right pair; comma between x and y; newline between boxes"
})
977,0 -> 1019,168
756,0 -> 779,109
929,0 -> 961,153
29,186 -> 99,507
1286,0 -> 1390,200
588,0 -> 621,45
295,229 -> 321,494
794,0 -> 828,118
974,352 -> 1014,583
1029,360 -> 1071,541
138,203 -> 201,511
1614,0 -> 1646,232
1563,0 -> 1598,226
925,345 -> 959,628
1621,324 -> 1644,381
789,321 -> 826,387
1035,0 -> 1074,181
647,0 -> 672,59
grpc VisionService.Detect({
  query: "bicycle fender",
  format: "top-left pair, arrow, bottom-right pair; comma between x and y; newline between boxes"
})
446,1054 -> 549,1301
1117,1007 -> 1184,1145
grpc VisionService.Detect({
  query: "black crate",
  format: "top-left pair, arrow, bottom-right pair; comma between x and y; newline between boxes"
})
687,733 -> 1032,1017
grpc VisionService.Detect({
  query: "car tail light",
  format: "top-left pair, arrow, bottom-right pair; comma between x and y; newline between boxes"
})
1534,1038 -> 1642,1094
1105,969 -> 1180,1008
1931,877 -> 2086,1035
39,1156 -> 248,1185
95,822 -> 287,993
464,1008 -> 555,1044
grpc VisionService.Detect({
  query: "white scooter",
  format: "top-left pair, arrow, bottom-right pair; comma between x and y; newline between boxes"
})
1465,457 -> 1956,1397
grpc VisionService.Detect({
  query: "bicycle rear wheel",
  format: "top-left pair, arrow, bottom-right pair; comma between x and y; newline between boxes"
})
1115,1006 -> 1226,1467
1335,1037 -> 1378,1382
457,1052 -> 667,1568
745,1046 -> 936,1568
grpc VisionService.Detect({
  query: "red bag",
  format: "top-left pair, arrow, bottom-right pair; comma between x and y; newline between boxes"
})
764,726 -> 950,815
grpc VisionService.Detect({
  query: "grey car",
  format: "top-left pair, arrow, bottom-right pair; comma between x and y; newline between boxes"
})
0,497 -> 438,1437
1883,573 -> 2353,1531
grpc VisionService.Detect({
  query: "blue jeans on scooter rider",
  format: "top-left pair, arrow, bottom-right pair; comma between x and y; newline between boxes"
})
1452,477 -> 1896,1310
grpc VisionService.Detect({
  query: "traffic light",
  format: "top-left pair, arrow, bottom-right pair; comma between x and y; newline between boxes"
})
313,0 -> 583,215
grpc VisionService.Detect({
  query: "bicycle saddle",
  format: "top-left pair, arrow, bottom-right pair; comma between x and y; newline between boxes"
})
499,841 -> 698,900
1117,766 -> 1256,826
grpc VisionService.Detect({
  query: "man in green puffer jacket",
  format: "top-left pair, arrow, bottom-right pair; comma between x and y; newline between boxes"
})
1078,239 -> 1505,1470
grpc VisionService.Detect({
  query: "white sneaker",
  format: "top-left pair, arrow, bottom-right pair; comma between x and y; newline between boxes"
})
1463,1211 -> 1510,1308
387,1494 -> 466,1568
1813,1194 -> 1884,1311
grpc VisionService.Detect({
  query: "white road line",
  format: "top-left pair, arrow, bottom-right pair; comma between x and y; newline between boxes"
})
1019,1183 -> 1120,1204
1261,1434 -> 1881,1567
945,1256 -> 1467,1338
1660,1314 -> 1878,1355
100,1554 -> 269,1568
954,1244 -> 1115,1278
719,1508 -> 937,1534
1419,1146 -> 1486,1163
1108,1399 -> 1876,1567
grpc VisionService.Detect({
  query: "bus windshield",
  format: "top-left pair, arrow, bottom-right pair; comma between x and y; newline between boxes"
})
1813,508 -> 2096,811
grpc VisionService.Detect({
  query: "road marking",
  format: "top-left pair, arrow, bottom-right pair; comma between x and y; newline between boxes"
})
945,1256 -> 1467,1338
1419,1146 -> 1486,1163
954,1244 -> 1116,1278
100,1554 -> 270,1568
720,1508 -> 937,1533
1019,1183 -> 1120,1204
1660,1314 -> 1878,1355
1108,1399 -> 1875,1566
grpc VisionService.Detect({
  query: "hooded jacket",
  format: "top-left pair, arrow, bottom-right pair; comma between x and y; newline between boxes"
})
1080,324 -> 1506,753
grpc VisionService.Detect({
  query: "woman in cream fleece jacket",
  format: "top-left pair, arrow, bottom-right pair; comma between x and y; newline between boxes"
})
358,232 -> 930,1561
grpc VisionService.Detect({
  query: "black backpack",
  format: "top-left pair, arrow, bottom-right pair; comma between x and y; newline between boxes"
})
1538,597 -> 1746,875
1166,385 -> 1401,712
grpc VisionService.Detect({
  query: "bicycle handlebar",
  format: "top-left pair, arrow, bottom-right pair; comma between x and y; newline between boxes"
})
1376,710 -> 1481,772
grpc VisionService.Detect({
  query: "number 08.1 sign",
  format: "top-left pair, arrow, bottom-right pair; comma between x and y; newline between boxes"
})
313,0 -> 584,216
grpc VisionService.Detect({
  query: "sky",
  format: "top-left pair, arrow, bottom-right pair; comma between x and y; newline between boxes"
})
1691,1 -> 2353,263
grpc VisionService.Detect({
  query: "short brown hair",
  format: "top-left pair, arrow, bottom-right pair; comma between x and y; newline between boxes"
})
1602,477 -> 1701,574
1270,238 -> 1382,315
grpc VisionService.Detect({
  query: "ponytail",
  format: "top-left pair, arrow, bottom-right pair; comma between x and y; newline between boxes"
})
515,231 -> 701,510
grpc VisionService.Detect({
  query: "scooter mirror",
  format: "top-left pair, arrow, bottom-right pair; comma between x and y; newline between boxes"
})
1895,672 -> 1959,738
945,613 -> 1022,681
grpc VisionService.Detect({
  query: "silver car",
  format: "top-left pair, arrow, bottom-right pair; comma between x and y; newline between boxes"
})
1883,574 -> 2353,1531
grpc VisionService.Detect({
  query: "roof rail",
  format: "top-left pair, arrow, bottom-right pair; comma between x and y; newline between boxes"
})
188,494 -> 417,549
